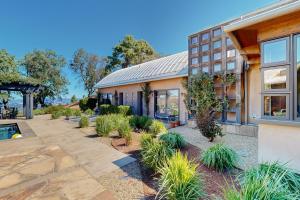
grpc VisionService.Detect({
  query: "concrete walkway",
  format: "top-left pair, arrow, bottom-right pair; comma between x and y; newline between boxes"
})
0,115 -> 136,200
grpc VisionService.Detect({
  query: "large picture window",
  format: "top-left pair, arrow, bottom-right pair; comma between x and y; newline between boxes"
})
155,89 -> 179,121
264,96 -> 287,119
263,67 -> 288,90
262,37 -> 289,65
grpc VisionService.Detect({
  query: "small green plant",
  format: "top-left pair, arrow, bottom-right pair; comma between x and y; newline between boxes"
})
84,108 -> 94,116
149,120 -> 167,136
129,115 -> 153,131
79,115 -> 89,128
159,132 -> 186,149
118,105 -> 132,116
117,118 -> 132,145
158,152 -> 204,200
33,109 -> 45,115
201,143 -> 238,172
64,108 -> 73,119
44,105 -> 65,114
141,139 -> 174,172
51,111 -> 63,119
140,132 -> 154,149
96,116 -> 113,136
73,109 -> 82,117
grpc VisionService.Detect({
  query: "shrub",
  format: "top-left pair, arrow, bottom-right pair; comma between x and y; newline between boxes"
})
79,97 -> 97,111
96,116 -> 113,136
158,152 -> 204,200
129,116 -> 153,130
44,105 -> 65,114
159,132 -> 186,149
79,115 -> 89,128
149,120 -> 167,136
99,104 -> 117,115
141,139 -> 174,171
117,118 -> 132,145
73,109 -> 82,117
117,105 -> 132,116
64,108 -> 73,119
109,114 -> 124,131
33,109 -> 45,115
224,164 -> 300,200
84,108 -> 94,116
201,143 -> 238,172
241,162 -> 300,195
140,133 -> 154,149
51,111 -> 63,119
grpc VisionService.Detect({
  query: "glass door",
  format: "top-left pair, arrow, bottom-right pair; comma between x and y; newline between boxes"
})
295,35 -> 300,119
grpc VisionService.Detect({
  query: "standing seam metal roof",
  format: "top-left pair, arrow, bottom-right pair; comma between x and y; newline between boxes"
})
95,51 -> 188,89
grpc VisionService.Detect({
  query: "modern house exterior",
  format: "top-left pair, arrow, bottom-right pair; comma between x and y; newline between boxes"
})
95,51 -> 189,124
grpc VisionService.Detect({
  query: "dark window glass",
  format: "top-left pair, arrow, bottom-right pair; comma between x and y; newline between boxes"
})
296,36 -> 300,117
264,68 -> 287,90
264,96 -> 286,118
263,38 -> 287,64
155,90 -> 179,120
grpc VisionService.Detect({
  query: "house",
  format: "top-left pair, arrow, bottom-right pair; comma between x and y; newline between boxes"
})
188,0 -> 300,170
95,51 -> 189,125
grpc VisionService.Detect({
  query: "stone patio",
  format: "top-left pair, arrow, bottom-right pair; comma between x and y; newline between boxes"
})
170,126 -> 258,170
0,115 -> 141,200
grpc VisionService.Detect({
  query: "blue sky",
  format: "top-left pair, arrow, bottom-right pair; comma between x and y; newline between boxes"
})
1,0 -> 276,99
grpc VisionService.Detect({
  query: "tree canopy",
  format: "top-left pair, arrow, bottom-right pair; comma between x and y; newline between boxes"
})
106,35 -> 158,71
70,48 -> 108,97
70,95 -> 77,103
22,50 -> 68,106
0,49 -> 18,74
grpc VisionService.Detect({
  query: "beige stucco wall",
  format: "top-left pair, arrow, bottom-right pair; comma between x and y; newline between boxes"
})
98,77 -> 188,124
258,123 -> 300,172
247,64 -> 261,123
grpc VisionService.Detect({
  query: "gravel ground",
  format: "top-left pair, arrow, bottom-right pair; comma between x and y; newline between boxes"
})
170,126 -> 258,170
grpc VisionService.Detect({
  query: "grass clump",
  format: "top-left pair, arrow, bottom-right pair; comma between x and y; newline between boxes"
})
129,116 -> 153,131
141,139 -> 174,172
149,120 -> 167,136
96,115 -> 113,136
117,118 -> 132,145
84,108 -> 94,116
73,109 -> 82,117
51,111 -> 63,119
159,132 -> 186,149
140,132 -> 153,149
64,108 -> 73,119
201,143 -> 238,172
79,115 -> 89,128
224,163 -> 300,200
158,152 -> 204,200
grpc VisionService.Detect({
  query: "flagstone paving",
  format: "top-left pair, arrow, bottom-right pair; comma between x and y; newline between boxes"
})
0,115 -> 140,200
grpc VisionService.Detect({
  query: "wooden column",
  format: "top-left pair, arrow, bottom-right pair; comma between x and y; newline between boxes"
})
25,92 -> 34,119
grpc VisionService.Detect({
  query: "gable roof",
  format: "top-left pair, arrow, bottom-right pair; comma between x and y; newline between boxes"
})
95,51 -> 188,89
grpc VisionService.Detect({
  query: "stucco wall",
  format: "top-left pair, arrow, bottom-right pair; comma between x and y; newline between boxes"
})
248,64 -> 261,123
258,123 -> 300,172
98,77 -> 188,124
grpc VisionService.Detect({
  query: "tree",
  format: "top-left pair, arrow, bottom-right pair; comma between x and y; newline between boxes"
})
22,50 -> 68,107
141,82 -> 152,116
70,95 -> 77,103
0,49 -> 18,74
70,49 -> 108,97
106,35 -> 158,71
183,73 -> 223,142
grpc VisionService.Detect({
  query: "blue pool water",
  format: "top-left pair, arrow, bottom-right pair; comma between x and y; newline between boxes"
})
0,124 -> 20,140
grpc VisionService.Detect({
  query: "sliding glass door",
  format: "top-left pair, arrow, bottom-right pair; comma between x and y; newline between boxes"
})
154,89 -> 179,120
295,35 -> 300,119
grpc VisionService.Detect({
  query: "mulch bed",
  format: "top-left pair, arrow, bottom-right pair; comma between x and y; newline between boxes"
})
111,132 -> 239,199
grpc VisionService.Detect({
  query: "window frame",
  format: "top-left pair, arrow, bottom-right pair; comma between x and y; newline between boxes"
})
293,34 -> 300,120
261,65 -> 289,93
191,57 -> 198,65
201,32 -> 210,42
226,61 -> 236,71
201,43 -> 210,52
191,47 -> 198,55
201,54 -> 210,63
191,36 -> 198,45
261,94 -> 289,120
213,28 -> 222,38
213,52 -> 221,61
213,40 -> 222,50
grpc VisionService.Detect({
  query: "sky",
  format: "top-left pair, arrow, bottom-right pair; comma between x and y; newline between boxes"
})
0,0 -> 276,99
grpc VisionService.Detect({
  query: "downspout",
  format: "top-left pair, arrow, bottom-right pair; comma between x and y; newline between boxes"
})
244,61 -> 249,124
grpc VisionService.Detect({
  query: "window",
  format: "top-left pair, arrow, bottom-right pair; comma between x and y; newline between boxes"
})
296,36 -> 300,118
101,93 -> 113,104
201,33 -> 209,41
227,49 -> 236,58
227,61 -> 235,70
191,57 -> 198,65
263,68 -> 287,90
213,52 -> 221,61
226,38 -> 233,46
213,40 -> 221,49
202,66 -> 209,73
214,63 -> 221,72
155,90 -> 179,121
264,96 -> 287,118
191,68 -> 198,75
191,47 -> 198,54
191,36 -> 198,45
201,44 -> 209,52
213,28 -> 221,37
202,55 -> 209,63
263,38 -> 288,65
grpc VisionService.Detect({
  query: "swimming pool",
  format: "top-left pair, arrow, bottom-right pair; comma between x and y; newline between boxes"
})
0,123 -> 21,140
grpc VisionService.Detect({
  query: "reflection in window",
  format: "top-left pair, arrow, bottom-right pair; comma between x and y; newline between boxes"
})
264,96 -> 286,118
213,28 -> 221,37
213,40 -> 221,49
226,38 -> 233,46
191,57 -> 198,65
213,52 -> 221,61
202,33 -> 209,41
202,55 -> 209,63
264,68 -> 287,90
263,38 -> 287,64
202,66 -> 209,73
227,49 -> 236,58
191,36 -> 198,44
214,63 -> 221,72
191,68 -> 198,75
191,47 -> 198,54
201,44 -> 209,52
227,61 -> 235,70
155,90 -> 179,121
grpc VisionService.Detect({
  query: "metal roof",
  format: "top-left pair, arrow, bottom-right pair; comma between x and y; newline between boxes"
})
95,51 -> 188,89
